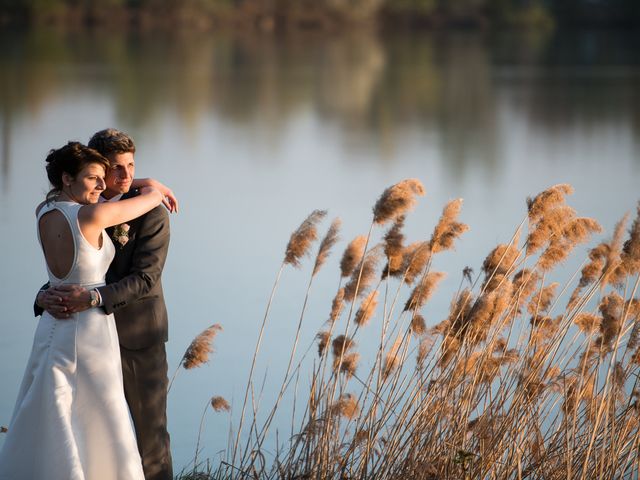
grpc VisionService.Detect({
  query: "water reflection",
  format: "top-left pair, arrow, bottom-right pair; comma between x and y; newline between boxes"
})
1,26 -> 639,470
1,27 -> 639,188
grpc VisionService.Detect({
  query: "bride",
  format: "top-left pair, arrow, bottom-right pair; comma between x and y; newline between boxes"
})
0,142 -> 170,479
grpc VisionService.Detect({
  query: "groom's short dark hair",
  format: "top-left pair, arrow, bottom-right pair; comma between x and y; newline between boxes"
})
88,128 -> 136,157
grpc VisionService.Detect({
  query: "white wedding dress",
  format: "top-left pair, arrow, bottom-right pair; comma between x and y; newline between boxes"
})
0,201 -> 144,480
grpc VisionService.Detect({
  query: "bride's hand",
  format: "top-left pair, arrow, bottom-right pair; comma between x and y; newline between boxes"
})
38,288 -> 72,319
40,285 -> 91,318
132,178 -> 179,213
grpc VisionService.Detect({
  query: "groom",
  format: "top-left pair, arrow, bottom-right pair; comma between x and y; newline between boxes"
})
35,128 -> 174,480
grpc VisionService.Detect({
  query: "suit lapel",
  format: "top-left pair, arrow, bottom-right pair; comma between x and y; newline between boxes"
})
104,189 -> 139,239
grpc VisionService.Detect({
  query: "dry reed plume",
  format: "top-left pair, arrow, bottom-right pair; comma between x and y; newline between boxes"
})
340,235 -> 367,278
333,352 -> 360,378
527,183 -> 574,221
196,180 -> 640,480
354,290 -> 379,327
410,313 -> 427,336
168,324 -> 223,404
182,324 -> 223,369
382,216 -> 406,277
621,202 -> 640,275
331,393 -> 358,419
317,331 -> 331,356
404,271 -> 446,312
313,218 -> 341,276
372,178 -> 425,224
284,209 -> 327,267
343,247 -> 382,302
382,336 -> 403,380
429,198 -> 469,253
328,288 -> 345,324
332,334 -> 355,358
210,396 -> 231,412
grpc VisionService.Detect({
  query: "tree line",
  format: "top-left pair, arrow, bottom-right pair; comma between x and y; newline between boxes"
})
0,0 -> 638,29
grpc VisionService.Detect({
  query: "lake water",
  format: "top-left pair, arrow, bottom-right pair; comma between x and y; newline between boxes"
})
0,26 -> 639,473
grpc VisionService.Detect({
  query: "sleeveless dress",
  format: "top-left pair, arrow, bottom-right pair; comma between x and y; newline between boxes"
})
0,201 -> 144,480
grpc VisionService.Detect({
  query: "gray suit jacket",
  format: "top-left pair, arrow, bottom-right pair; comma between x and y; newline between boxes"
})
100,190 -> 170,349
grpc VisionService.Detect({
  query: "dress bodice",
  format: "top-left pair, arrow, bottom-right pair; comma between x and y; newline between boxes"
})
37,201 -> 115,287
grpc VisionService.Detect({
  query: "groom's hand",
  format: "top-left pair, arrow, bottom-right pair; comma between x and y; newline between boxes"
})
46,285 -> 92,317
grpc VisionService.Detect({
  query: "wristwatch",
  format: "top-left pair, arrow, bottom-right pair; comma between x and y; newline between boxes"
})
89,289 -> 99,308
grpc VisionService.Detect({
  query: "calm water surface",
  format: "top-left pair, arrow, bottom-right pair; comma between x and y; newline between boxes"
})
0,27 -> 639,471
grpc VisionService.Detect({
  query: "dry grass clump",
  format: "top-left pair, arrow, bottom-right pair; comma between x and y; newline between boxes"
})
204,180 -> 640,480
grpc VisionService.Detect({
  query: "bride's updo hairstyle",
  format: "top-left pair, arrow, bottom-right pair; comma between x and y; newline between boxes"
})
45,141 -> 110,202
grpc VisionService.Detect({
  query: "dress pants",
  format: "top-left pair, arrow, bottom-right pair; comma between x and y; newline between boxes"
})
121,343 -> 173,480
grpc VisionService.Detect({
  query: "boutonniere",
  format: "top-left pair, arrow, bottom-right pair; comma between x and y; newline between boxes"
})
113,223 -> 130,248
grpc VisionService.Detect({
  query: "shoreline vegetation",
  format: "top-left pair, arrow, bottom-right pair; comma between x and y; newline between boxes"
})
170,180 -> 640,479
1,0 -> 640,31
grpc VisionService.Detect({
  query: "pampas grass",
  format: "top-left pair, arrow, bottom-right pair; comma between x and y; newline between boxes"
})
382,216 -> 406,278
621,203 -> 640,275
168,324 -> 222,393
354,291 -> 379,327
180,179 -> 640,480
182,324 -> 223,369
372,178 -> 425,225
313,218 -> 341,277
284,210 -> 327,268
340,236 -> 367,278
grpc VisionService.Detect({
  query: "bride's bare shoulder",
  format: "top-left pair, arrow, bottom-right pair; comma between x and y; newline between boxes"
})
35,200 -> 48,216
